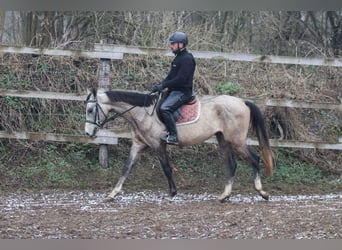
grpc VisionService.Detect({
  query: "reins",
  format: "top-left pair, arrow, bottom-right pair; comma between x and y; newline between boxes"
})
100,105 -> 137,127
144,91 -> 159,116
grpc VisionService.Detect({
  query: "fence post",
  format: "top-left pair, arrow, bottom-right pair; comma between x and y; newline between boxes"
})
97,39 -> 112,167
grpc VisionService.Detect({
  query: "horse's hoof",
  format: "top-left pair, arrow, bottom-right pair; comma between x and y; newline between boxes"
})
103,196 -> 115,203
218,195 -> 230,203
261,194 -> 269,201
258,191 -> 269,201
170,190 -> 177,197
164,196 -> 174,202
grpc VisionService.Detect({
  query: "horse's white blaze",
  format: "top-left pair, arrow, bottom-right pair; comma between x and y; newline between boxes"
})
84,116 -> 98,136
84,101 -> 97,136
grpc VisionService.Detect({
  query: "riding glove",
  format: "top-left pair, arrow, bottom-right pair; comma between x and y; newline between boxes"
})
151,83 -> 164,93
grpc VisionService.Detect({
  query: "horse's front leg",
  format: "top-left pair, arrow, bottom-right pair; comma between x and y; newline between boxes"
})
156,145 -> 177,198
105,140 -> 146,202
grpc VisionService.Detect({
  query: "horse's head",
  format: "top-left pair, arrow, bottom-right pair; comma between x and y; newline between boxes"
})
84,88 -> 106,137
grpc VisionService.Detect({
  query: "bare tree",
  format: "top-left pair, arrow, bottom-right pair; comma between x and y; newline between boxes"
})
0,11 -> 340,56
1,11 -> 24,45
326,11 -> 342,56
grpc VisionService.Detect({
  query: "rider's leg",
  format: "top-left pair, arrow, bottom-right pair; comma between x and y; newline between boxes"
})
159,91 -> 190,144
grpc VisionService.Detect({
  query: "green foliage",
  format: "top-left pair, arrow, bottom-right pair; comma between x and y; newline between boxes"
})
0,142 -> 340,195
269,150 -> 323,184
0,70 -> 17,87
330,125 -> 341,138
4,96 -> 25,110
215,81 -> 242,95
19,146 -> 80,188
37,63 -> 49,72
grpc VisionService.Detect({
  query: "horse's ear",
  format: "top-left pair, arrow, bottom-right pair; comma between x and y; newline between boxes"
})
87,88 -> 97,96
86,88 -> 97,102
92,88 -> 97,97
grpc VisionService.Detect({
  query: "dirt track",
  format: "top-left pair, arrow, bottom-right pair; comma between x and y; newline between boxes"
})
0,190 -> 341,239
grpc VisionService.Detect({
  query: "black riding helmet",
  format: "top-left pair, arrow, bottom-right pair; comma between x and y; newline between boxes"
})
168,31 -> 188,46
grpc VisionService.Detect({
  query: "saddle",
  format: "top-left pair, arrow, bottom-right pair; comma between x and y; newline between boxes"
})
157,93 -> 201,125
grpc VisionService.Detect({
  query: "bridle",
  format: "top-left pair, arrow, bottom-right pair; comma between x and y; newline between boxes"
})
85,95 -> 136,129
85,91 -> 159,129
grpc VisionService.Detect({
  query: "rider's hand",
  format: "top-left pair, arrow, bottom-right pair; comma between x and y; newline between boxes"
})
151,83 -> 163,93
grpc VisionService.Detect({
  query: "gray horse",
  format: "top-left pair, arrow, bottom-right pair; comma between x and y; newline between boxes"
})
85,88 -> 273,202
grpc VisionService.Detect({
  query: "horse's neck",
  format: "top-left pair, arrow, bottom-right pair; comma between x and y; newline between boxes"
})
121,104 -> 156,125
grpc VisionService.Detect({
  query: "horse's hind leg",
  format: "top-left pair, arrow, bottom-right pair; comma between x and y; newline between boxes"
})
217,135 -> 237,202
105,140 -> 146,202
238,145 -> 269,200
156,144 -> 177,198
218,149 -> 237,202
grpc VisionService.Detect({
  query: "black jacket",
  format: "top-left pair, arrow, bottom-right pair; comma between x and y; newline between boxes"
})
161,49 -> 196,97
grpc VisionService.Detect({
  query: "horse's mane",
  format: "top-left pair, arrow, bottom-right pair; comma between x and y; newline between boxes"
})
105,90 -> 158,107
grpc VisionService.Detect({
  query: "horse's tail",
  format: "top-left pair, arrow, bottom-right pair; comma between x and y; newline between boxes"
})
245,101 -> 273,176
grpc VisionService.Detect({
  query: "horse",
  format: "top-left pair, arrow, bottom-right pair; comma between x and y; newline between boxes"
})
85,88 -> 274,202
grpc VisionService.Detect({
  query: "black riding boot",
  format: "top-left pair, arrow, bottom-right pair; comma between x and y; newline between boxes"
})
160,110 -> 178,145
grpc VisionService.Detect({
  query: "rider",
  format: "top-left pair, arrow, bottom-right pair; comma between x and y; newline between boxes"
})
151,31 -> 196,145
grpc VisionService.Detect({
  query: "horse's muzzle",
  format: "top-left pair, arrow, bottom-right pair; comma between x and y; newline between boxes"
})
85,127 -> 98,137
85,131 -> 93,137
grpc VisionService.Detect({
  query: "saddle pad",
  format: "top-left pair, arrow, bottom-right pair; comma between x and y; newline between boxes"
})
176,99 -> 200,125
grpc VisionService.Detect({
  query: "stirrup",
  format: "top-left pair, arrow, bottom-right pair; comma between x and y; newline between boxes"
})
161,134 -> 179,145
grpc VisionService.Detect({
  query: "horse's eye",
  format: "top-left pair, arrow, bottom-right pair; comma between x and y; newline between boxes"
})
87,109 -> 93,114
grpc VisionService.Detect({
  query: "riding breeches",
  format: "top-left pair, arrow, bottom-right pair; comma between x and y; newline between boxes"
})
159,91 -> 192,135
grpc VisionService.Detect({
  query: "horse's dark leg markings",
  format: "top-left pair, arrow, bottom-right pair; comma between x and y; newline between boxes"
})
105,140 -> 147,202
217,133 -> 237,201
156,144 -> 177,198
238,145 -> 269,200
219,149 -> 237,202
248,148 -> 269,200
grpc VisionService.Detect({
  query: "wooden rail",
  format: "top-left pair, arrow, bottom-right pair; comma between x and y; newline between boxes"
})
95,44 -> 342,67
0,89 -> 340,111
0,130 -> 341,150
0,130 -> 118,145
1,44 -> 341,67
0,45 -> 123,60
0,89 -> 86,101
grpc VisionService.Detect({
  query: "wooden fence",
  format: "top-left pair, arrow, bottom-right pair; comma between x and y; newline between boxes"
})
0,44 -> 341,166
0,88 -> 341,149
